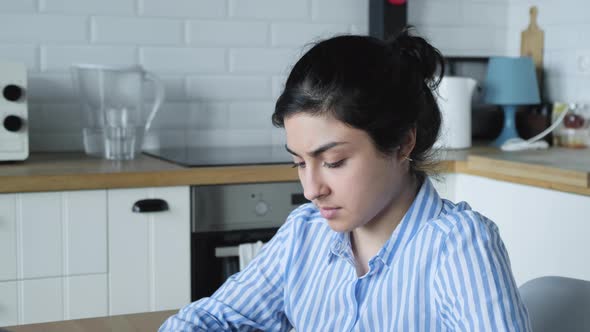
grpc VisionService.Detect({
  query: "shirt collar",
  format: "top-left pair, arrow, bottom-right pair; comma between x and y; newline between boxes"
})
327,177 -> 443,267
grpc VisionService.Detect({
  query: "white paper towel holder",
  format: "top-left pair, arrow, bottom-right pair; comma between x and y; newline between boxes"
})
434,76 -> 477,149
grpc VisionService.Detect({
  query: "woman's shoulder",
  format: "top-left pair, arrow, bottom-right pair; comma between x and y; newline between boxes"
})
429,198 -> 499,238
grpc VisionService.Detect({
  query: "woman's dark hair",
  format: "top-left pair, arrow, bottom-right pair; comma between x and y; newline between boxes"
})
272,27 -> 444,180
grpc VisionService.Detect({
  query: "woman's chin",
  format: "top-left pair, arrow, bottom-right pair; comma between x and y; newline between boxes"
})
327,218 -> 355,233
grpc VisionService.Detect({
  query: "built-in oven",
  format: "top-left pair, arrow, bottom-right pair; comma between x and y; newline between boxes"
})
191,181 -> 307,301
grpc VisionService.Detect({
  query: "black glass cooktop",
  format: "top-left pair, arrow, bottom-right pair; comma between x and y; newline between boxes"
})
143,145 -> 293,167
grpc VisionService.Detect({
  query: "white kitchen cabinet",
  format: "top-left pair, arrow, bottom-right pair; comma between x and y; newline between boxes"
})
108,186 -> 190,316
451,174 -> 590,286
0,281 -> 17,326
0,186 -> 190,326
0,190 -> 108,325
0,195 -> 17,282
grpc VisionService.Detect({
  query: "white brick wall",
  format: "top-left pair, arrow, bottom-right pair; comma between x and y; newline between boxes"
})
408,0 -> 509,56
506,0 -> 590,102
411,0 -> 589,103
0,0 -> 584,152
0,0 -> 366,151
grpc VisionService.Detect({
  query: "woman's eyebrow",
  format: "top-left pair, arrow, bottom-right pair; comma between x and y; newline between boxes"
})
284,142 -> 348,158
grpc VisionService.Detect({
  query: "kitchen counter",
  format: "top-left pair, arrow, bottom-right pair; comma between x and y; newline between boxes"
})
0,147 -> 589,196
2,309 -> 176,332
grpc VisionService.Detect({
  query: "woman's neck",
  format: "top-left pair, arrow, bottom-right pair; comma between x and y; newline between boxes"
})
351,175 -> 420,276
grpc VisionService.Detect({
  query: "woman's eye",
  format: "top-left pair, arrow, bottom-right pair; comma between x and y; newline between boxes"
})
323,159 -> 346,168
291,161 -> 306,169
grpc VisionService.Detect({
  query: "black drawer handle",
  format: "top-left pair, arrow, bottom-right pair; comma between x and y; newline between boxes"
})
132,199 -> 169,213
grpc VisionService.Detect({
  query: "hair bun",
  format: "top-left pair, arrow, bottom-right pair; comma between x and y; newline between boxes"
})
388,27 -> 444,90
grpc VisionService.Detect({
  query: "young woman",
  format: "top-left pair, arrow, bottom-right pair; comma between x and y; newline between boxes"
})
160,29 -> 531,331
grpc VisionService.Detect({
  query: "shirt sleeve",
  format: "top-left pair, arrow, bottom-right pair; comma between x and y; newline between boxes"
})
159,213 -> 296,332
433,211 -> 532,332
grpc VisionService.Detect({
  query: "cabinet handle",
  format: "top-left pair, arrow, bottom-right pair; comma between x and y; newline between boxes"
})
132,199 -> 169,213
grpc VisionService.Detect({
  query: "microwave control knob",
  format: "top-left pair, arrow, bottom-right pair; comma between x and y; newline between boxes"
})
3,115 -> 23,132
255,201 -> 269,216
3,84 -> 24,102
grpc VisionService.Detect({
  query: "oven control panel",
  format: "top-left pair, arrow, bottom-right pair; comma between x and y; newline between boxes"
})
192,181 -> 307,232
0,60 -> 28,161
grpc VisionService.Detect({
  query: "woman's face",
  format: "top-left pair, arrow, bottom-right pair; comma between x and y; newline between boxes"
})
284,112 -> 411,233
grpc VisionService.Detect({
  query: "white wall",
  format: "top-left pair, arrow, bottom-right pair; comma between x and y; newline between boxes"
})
408,0 -> 510,57
409,0 -> 590,103
3,0 -> 586,152
506,0 -> 590,103
0,0 -> 368,152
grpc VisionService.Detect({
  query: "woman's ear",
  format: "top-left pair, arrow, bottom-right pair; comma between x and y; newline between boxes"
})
398,127 -> 417,161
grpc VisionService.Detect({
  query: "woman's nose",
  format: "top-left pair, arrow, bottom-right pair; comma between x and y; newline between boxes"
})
302,170 -> 328,201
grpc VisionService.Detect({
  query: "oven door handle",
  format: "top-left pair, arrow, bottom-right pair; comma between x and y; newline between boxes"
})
215,246 -> 239,258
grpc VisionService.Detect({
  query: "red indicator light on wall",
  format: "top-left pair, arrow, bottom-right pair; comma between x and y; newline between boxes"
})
388,0 -> 406,5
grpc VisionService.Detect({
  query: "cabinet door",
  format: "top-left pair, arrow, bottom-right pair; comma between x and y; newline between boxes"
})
108,186 -> 190,315
17,190 -> 107,280
65,274 -> 108,320
454,174 -> 590,286
0,194 -> 17,282
21,277 -> 63,324
0,281 -> 17,326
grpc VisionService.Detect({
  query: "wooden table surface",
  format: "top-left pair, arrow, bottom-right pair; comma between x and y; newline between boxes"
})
2,310 -> 176,332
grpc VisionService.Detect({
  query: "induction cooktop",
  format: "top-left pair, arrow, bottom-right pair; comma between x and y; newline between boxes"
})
143,145 -> 293,167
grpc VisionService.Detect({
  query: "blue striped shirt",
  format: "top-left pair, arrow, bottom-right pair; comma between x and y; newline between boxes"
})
160,178 -> 531,331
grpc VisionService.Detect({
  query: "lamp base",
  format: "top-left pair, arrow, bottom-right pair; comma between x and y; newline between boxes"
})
492,105 -> 520,147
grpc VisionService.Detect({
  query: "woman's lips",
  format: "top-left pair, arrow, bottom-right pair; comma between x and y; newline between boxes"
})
320,207 -> 340,219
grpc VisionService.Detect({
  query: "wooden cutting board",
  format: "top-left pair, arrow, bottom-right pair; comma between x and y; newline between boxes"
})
521,6 -> 544,92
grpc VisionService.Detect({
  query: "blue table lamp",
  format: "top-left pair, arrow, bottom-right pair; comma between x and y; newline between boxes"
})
484,56 -> 540,147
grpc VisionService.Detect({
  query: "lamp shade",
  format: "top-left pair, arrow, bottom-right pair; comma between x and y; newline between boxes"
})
484,56 -> 540,105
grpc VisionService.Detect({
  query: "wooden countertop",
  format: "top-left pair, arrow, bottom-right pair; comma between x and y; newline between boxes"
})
2,309 -> 176,332
1,147 -> 589,196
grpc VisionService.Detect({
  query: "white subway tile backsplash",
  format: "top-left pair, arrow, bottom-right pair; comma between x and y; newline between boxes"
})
39,103 -> 82,132
462,3 -> 509,28
229,0 -> 309,20
28,73 -> 76,102
145,75 -> 186,102
0,44 -> 38,71
0,15 -> 87,43
272,75 -> 287,100
27,103 -> 43,130
140,47 -> 225,73
417,26 -> 507,56
350,24 -> 369,35
312,0 -> 368,23
545,73 -> 580,102
140,0 -> 226,18
186,129 -> 229,146
228,101 -> 274,129
224,129 -> 271,146
187,102 -> 229,129
187,76 -> 270,101
143,129 -> 187,150
188,21 -> 268,46
149,102 -> 189,129
271,23 -> 349,47
408,0 -> 462,26
40,0 -> 135,15
0,0 -> 37,12
41,46 -> 137,71
230,48 -> 300,74
271,127 -> 286,145
30,132 -> 83,151
91,17 -> 184,45
544,26 -> 579,51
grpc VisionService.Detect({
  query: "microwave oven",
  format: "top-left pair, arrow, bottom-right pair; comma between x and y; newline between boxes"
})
0,60 -> 28,161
